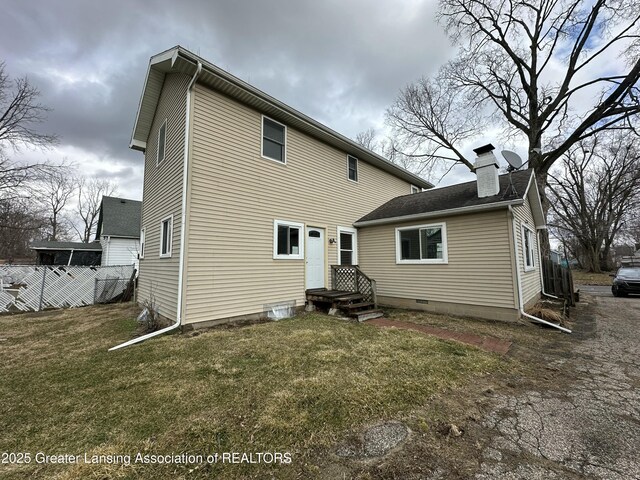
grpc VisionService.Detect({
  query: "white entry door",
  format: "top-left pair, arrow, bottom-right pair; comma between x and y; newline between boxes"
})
305,227 -> 325,289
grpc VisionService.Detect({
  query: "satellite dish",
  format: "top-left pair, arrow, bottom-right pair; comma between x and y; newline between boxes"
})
502,150 -> 523,170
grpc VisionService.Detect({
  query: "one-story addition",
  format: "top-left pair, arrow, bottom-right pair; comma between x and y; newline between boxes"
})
129,46 -> 544,330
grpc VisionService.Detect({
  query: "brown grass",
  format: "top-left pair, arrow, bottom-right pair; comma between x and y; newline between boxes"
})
571,269 -> 614,286
0,304 -> 507,480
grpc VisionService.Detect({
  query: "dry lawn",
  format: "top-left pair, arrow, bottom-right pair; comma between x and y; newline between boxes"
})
0,304 -> 507,480
571,269 -> 614,286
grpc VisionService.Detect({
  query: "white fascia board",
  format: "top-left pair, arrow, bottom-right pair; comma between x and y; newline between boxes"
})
353,199 -> 524,227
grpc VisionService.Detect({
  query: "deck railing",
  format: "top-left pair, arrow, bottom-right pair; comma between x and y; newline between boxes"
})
330,265 -> 377,306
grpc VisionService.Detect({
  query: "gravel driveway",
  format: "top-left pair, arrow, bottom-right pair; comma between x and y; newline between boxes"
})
476,289 -> 640,479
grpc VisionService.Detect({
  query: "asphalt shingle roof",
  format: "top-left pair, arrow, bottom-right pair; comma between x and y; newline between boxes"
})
96,196 -> 142,238
356,169 -> 533,224
30,241 -> 102,251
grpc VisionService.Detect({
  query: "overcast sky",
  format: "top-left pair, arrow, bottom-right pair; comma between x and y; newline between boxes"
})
0,0 -> 487,200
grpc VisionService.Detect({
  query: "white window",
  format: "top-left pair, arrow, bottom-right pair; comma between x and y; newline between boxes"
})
347,155 -> 358,182
262,116 -> 286,163
410,185 -> 420,194
337,226 -> 358,265
396,223 -> 448,264
139,228 -> 145,259
522,225 -> 535,271
157,119 -> 167,166
273,220 -> 304,260
160,215 -> 173,258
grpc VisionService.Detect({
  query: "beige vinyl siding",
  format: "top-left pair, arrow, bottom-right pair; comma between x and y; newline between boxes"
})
137,73 -> 190,321
512,199 -> 542,306
183,84 -> 413,324
358,210 -> 517,309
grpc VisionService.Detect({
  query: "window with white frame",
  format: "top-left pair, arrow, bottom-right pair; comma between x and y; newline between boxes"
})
337,226 -> 357,265
410,185 -> 420,194
347,155 -> 358,182
396,223 -> 447,264
139,228 -> 145,259
273,220 -> 304,259
522,225 -> 535,270
262,116 -> 286,163
157,120 -> 167,165
160,216 -> 172,258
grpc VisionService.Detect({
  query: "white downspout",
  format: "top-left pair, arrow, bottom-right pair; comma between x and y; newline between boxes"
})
537,230 -> 561,300
109,61 -> 203,352
509,206 -> 571,334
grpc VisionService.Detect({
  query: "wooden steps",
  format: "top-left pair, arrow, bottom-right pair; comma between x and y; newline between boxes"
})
305,288 -> 383,322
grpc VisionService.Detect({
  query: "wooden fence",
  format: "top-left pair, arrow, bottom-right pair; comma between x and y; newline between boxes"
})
0,265 -> 135,313
541,257 -> 576,307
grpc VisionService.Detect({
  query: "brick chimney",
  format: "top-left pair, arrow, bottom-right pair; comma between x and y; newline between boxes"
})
473,143 -> 500,198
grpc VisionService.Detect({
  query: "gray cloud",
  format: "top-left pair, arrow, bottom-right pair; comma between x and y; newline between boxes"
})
0,0 -> 451,198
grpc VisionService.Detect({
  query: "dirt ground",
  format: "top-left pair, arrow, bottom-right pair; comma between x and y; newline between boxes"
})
318,289 -> 640,479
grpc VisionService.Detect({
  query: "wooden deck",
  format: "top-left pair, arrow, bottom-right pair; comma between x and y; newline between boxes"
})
305,288 -> 383,322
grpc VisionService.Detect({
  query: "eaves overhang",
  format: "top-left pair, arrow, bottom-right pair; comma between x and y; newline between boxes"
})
130,46 -> 433,189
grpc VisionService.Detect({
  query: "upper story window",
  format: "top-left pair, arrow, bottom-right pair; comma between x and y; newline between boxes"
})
522,225 -> 535,271
157,119 -> 167,166
347,155 -> 358,182
273,220 -> 304,260
160,215 -> 173,258
262,116 -> 286,163
396,223 -> 448,264
411,185 -> 420,194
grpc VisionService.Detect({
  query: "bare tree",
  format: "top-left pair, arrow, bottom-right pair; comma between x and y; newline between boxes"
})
388,0 -> 640,216
0,197 -> 46,262
74,178 -> 117,242
354,128 -> 378,151
37,162 -> 77,241
547,132 -> 640,272
0,62 -> 57,195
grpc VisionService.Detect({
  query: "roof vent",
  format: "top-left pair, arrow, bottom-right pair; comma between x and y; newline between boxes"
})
473,144 -> 500,198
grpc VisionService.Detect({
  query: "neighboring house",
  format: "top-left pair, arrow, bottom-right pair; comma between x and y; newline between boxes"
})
95,196 -> 142,267
31,241 -> 102,266
130,46 -> 431,325
129,46 -> 544,328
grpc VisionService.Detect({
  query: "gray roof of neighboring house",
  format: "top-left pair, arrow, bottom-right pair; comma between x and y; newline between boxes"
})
130,46 -> 433,190
95,196 -> 142,239
30,241 -> 103,251
355,169 -> 534,225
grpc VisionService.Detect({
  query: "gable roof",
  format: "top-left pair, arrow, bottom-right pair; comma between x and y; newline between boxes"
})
130,46 -> 432,190
355,169 -> 542,226
30,241 -> 102,251
95,196 -> 142,239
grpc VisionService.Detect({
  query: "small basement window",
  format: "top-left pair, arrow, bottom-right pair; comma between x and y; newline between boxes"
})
396,223 -> 447,264
262,116 -> 286,163
523,225 -> 535,271
347,155 -> 358,182
157,119 -> 166,166
273,220 -> 304,260
160,216 -> 172,258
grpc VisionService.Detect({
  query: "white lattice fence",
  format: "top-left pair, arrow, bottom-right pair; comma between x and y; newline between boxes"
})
0,265 -> 134,313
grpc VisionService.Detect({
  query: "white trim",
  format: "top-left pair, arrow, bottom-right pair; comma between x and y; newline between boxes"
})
139,228 -> 145,259
159,214 -> 173,258
337,226 -> 358,265
354,199 -> 524,227
156,119 -> 167,166
347,154 -> 358,183
273,219 -> 304,260
522,223 -> 535,271
261,115 -> 287,164
395,223 -> 448,264
410,184 -> 420,194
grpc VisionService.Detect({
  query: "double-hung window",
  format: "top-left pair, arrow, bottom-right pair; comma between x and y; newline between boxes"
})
522,225 -> 535,271
347,155 -> 358,182
160,216 -> 172,258
337,227 -> 357,265
262,116 -> 286,163
273,220 -> 304,259
157,119 -> 167,166
396,223 -> 447,264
